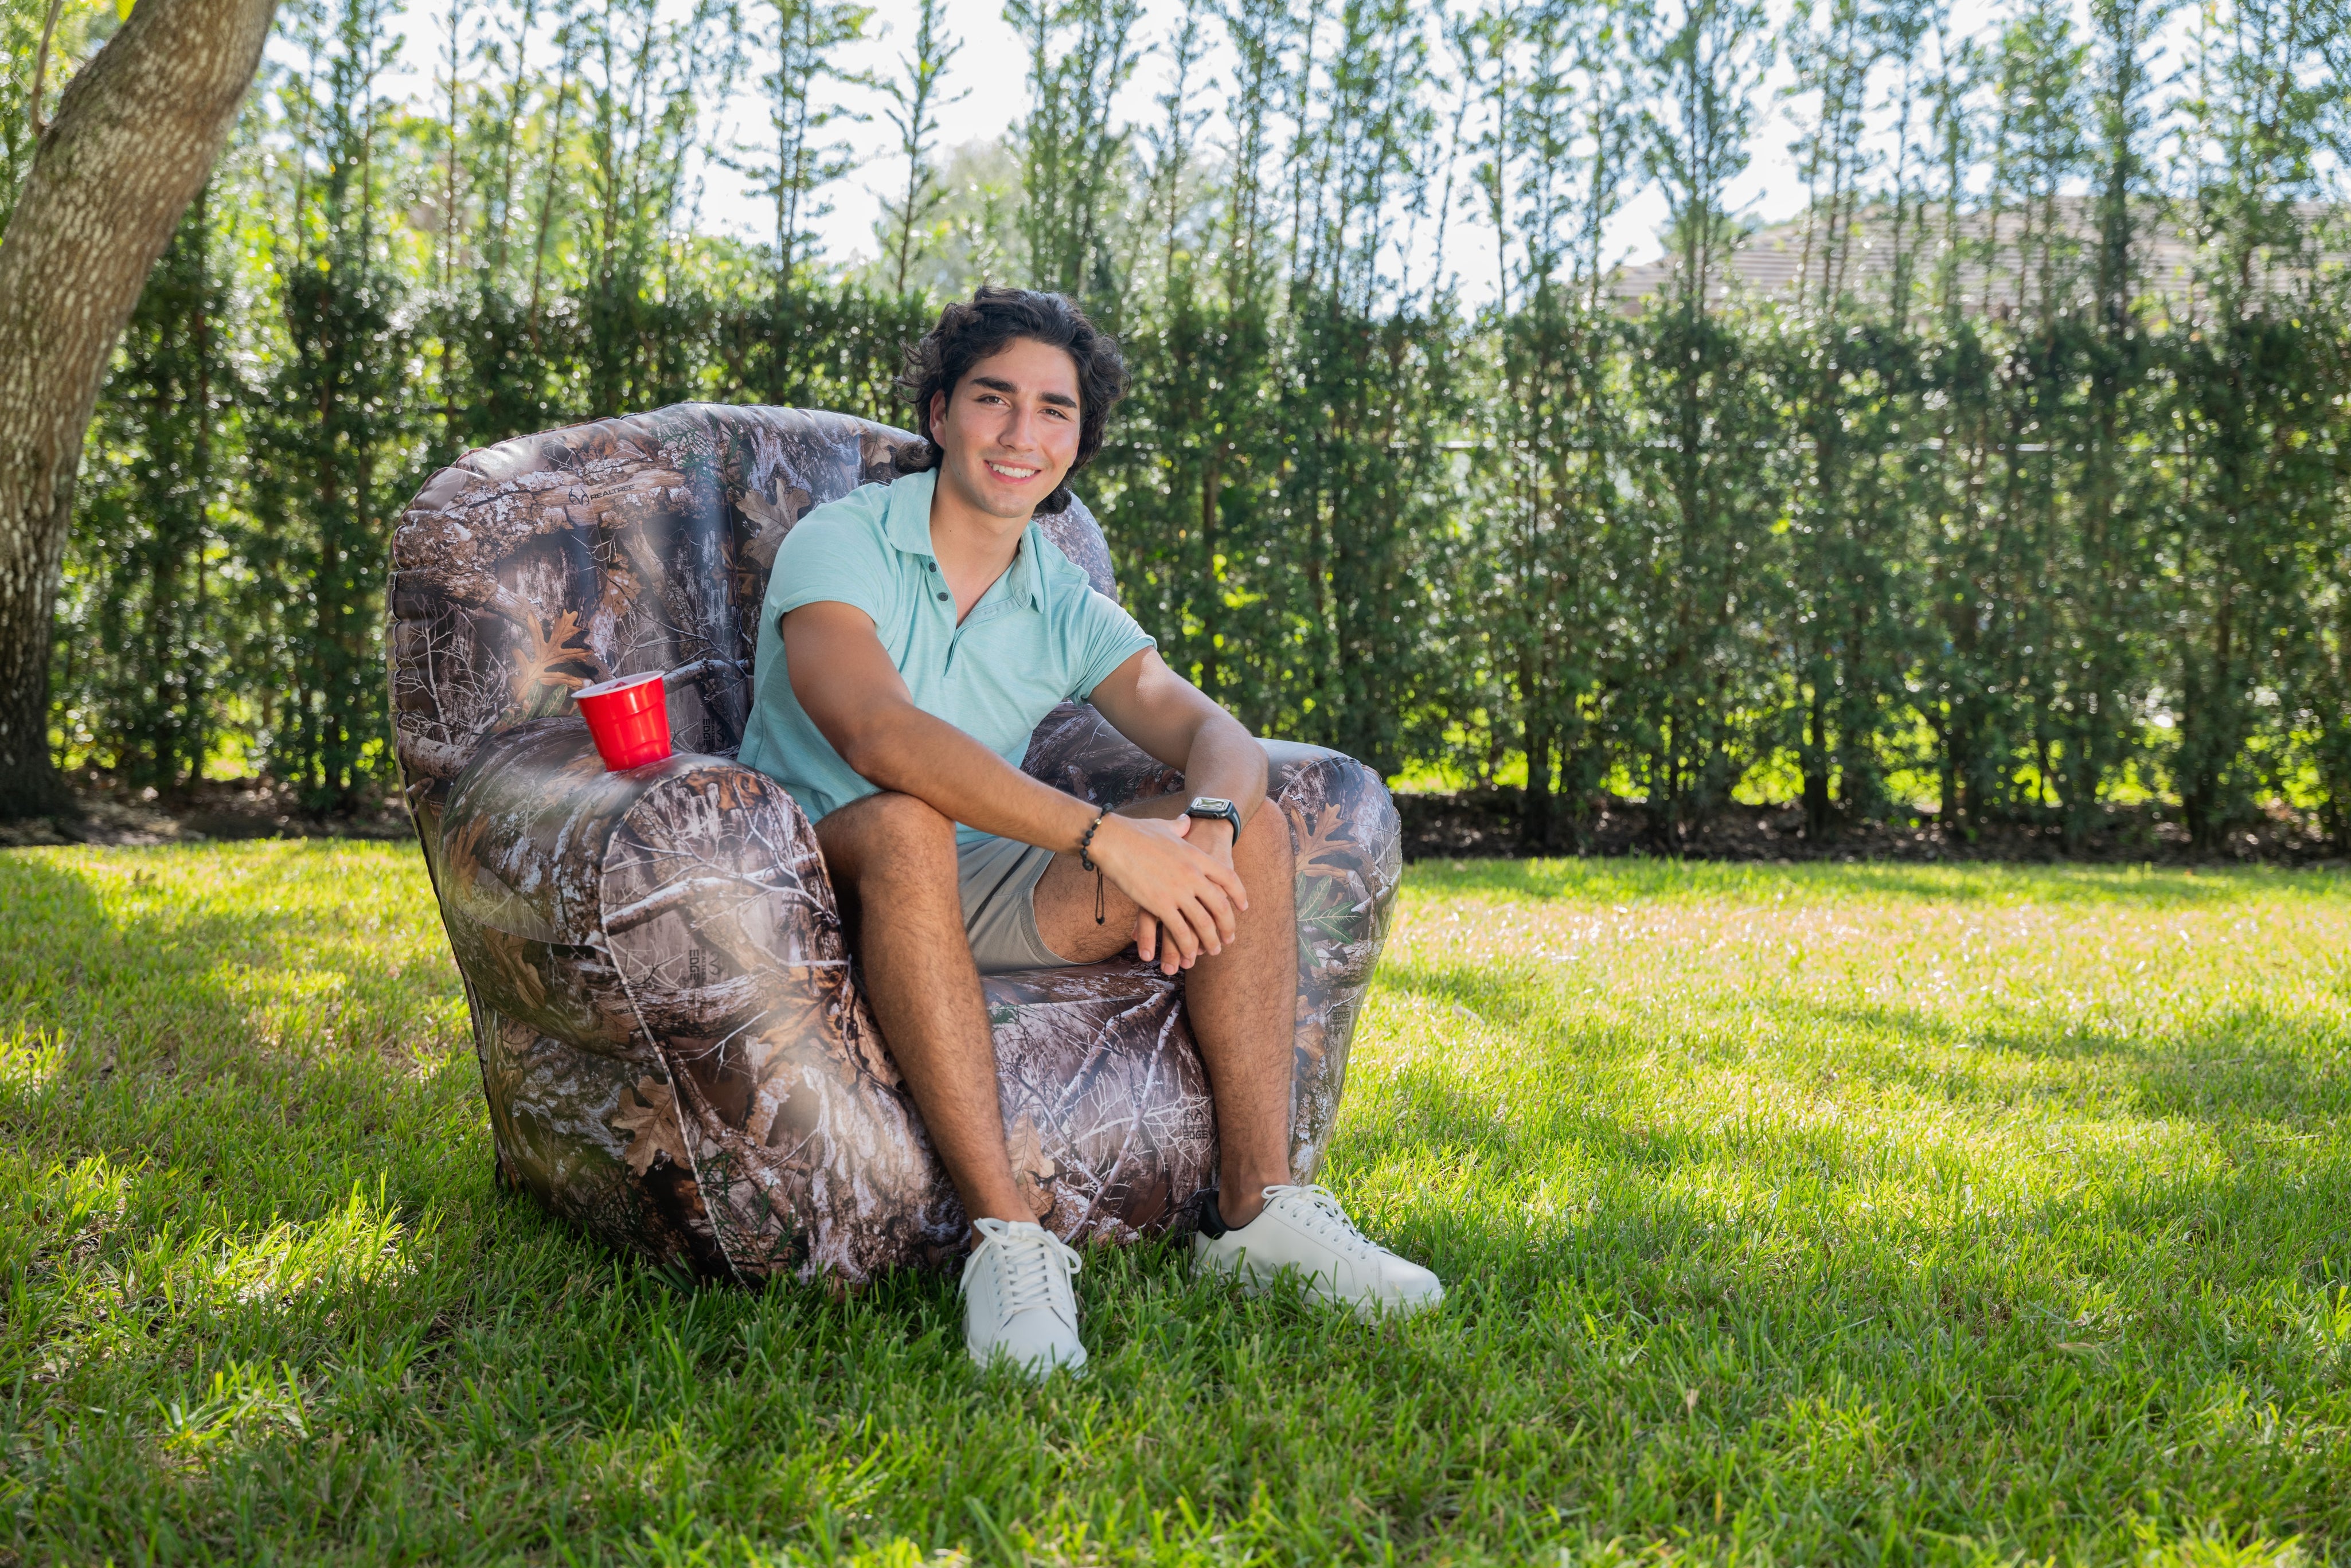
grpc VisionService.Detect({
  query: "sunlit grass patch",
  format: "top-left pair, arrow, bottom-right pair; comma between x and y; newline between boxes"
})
3,844 -> 2349,1563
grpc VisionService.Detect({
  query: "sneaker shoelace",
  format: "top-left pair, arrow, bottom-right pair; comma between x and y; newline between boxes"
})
964,1218 -> 1082,1322
1259,1184 -> 1386,1261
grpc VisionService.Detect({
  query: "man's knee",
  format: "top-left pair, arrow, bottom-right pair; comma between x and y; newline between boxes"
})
860,789 -> 954,835
1240,801 -> 1291,870
824,791 -> 958,882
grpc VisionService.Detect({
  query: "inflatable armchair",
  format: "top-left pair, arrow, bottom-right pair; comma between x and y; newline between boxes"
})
388,405 -> 1402,1285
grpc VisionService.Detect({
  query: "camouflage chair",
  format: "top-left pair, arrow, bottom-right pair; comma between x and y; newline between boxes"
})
389,405 -> 1401,1286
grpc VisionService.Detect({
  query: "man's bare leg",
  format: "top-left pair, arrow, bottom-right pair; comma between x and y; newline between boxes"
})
815,791 -> 1031,1227
1034,793 -> 1298,1227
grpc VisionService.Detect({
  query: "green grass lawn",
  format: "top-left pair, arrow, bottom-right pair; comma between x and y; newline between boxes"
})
5,846 -> 2350,1566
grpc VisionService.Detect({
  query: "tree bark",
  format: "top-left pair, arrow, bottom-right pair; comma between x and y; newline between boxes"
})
0,0 -> 276,818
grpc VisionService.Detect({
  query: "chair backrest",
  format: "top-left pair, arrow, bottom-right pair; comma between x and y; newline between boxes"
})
388,403 -> 1120,837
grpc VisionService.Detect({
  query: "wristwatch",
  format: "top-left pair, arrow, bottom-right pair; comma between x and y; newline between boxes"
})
1185,796 -> 1243,835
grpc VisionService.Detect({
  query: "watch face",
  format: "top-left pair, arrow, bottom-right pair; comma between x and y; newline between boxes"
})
1189,797 -> 1233,814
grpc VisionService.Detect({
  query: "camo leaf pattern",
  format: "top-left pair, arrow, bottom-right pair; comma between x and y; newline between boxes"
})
390,402 -> 1400,1283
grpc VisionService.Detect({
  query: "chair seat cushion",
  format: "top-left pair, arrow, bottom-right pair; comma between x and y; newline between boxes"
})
980,963 -> 1212,1239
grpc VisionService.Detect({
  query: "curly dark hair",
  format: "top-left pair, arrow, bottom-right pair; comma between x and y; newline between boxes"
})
894,287 -> 1128,515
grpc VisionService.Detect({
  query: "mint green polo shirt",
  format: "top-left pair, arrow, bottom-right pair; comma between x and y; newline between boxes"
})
737,468 -> 1156,844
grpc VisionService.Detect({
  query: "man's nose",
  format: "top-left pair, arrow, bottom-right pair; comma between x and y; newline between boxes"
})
998,401 -> 1040,451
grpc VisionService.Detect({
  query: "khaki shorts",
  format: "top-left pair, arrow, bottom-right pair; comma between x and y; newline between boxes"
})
957,834 -> 1075,973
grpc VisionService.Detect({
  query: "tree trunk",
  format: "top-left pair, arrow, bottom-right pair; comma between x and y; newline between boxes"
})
0,0 -> 276,818
1520,698 -> 1553,854
1803,683 -> 1831,838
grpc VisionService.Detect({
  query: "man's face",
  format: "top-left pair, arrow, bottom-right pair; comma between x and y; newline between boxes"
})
927,337 -> 1084,523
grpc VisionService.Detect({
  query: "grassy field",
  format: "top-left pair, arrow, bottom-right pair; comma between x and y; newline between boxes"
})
3,845 -> 2349,1566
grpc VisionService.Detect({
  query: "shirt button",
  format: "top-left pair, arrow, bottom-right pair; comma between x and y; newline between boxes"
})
936,592 -> 950,601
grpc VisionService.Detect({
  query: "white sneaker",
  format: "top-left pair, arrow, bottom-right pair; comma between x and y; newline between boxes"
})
1192,1185 -> 1444,1320
960,1218 -> 1088,1375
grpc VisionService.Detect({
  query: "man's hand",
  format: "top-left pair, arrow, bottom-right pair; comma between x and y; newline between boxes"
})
1087,813 -> 1249,975
1185,813 -> 1238,869
783,611 -> 1270,978
1080,651 -> 1268,973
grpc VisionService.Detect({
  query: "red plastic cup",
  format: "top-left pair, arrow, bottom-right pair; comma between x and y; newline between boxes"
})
574,671 -> 672,771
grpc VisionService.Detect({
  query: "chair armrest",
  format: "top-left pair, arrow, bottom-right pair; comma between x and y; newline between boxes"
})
435,718 -> 963,1284
1267,743 -> 1403,1181
434,718 -> 682,1055
1020,701 -> 1188,807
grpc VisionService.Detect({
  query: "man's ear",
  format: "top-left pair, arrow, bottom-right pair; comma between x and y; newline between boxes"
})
927,387 -> 947,441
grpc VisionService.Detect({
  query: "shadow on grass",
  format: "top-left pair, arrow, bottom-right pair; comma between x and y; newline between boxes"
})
1378,949 -> 2351,1140
0,851 -> 482,1223
0,851 -> 921,1558
1749,994 -> 2351,1125
10,848 -> 2351,1563
1349,1028 -> 2351,1350
0,851 -> 529,1356
1333,1045 -> 2351,1554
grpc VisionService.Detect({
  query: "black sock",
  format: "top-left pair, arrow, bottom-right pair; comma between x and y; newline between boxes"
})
1196,1190 -> 1229,1238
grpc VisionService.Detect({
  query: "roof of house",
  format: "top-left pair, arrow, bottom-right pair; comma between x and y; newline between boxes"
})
1607,196 -> 2343,319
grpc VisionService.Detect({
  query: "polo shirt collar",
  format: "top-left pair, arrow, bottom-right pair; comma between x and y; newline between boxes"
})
1007,525 -> 1045,610
886,467 -> 1046,612
883,468 -> 940,558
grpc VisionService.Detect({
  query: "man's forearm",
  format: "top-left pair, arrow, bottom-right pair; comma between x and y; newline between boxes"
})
1179,713 -> 1270,824
846,704 -> 1263,852
844,704 -> 1100,849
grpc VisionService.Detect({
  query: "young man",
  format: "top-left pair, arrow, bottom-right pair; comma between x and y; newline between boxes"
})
738,287 -> 1441,1374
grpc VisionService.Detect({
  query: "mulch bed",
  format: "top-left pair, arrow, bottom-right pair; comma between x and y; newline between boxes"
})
1397,788 -> 2346,868
0,773 -> 413,848
5,773 -> 2341,869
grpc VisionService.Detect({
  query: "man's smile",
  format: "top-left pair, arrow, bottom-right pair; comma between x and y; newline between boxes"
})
985,460 -> 1041,482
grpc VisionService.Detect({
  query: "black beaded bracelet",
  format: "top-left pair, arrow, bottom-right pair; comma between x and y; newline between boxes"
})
1077,811 -> 1107,924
